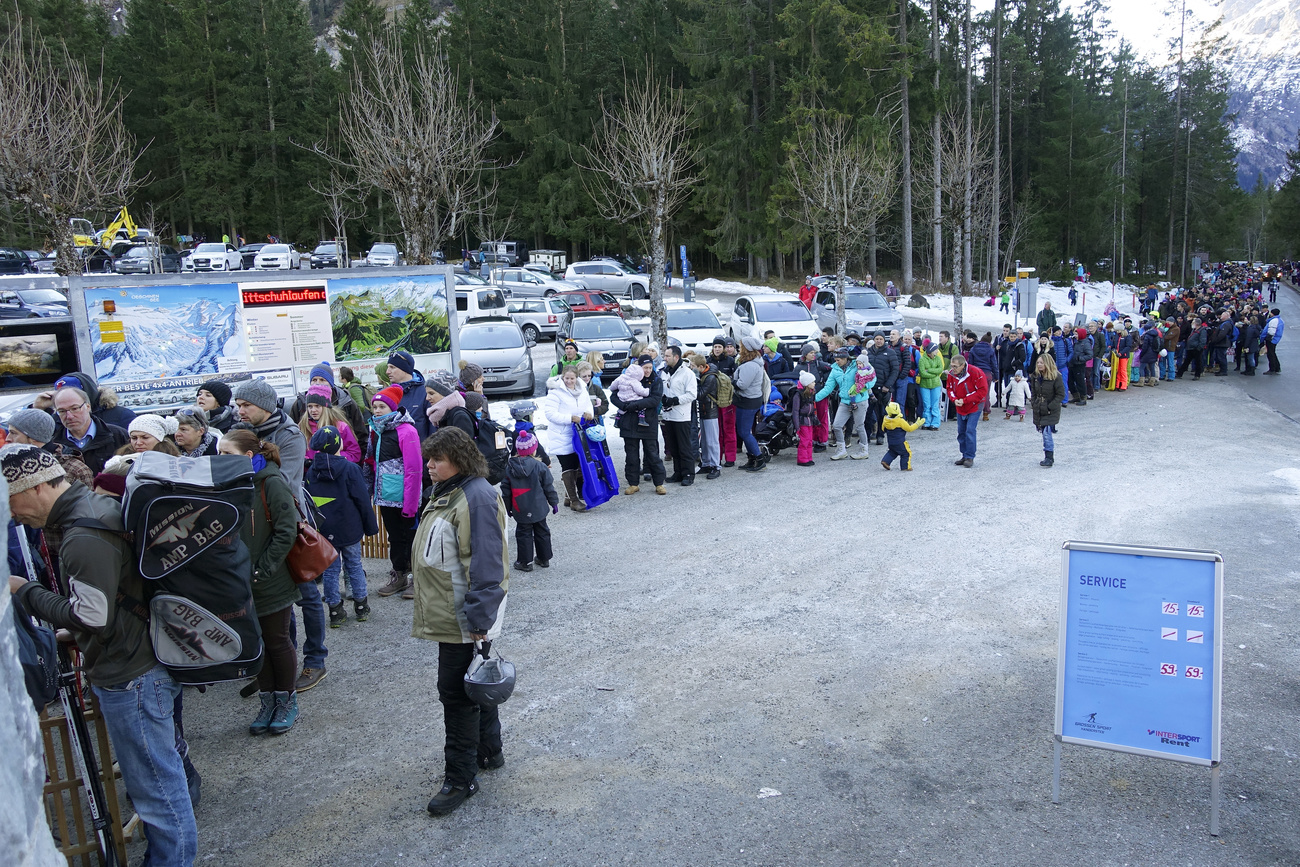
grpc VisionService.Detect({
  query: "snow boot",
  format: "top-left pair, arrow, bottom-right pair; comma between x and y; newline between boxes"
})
562,471 -> 586,512
249,692 -> 275,736
849,446 -> 869,460
829,443 -> 849,461
1040,450 -> 1054,468
353,597 -> 370,622
328,601 -> 348,628
268,691 -> 299,735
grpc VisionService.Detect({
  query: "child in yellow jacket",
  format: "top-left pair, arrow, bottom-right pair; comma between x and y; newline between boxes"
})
881,401 -> 923,470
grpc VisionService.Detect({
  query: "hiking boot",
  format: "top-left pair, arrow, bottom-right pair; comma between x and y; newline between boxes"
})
427,779 -> 478,816
813,443 -> 827,453
512,561 -> 533,572
706,467 -> 721,479
623,485 -> 640,495
268,691 -> 299,735
665,474 -> 683,483
829,443 -> 849,461
328,602 -> 348,628
478,751 -> 506,771
955,457 -> 966,465
535,558 -> 551,568
401,578 -> 415,600
1040,450 -> 1054,468
249,692 -> 275,736
881,460 -> 891,470
295,667 -> 327,692
680,477 -> 694,487
961,458 -> 974,467
655,485 -> 668,495
377,570 -> 408,597
849,447 -> 869,460
353,598 -> 370,622
740,455 -> 762,472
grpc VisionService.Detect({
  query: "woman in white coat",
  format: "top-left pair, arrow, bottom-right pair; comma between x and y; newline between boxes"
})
541,367 -> 594,511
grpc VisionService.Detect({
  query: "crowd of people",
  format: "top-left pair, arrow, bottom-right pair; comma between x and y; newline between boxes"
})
3,263 -> 1289,863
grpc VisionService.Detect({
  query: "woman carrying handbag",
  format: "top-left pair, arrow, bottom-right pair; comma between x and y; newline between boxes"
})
219,430 -> 303,736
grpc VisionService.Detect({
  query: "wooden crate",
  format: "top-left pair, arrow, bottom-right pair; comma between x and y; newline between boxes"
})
41,688 -> 136,866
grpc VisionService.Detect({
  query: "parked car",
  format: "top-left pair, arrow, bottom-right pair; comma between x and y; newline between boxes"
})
491,267 -> 585,298
507,296 -> 572,342
238,243 -> 267,270
559,289 -> 622,315
184,242 -> 243,272
556,312 -> 636,381
478,240 -> 529,267
564,259 -> 650,299
0,287 -> 70,318
811,285 -> 905,336
454,286 -> 511,324
661,301 -> 724,354
253,243 -> 302,270
30,252 -> 57,274
310,242 -> 342,269
22,251 -> 43,268
365,243 -> 402,266
114,244 -> 184,274
0,247 -> 33,275
457,317 -> 535,397
728,294 -> 822,359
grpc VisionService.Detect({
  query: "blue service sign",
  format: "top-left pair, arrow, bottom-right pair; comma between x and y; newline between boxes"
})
1055,542 -> 1223,766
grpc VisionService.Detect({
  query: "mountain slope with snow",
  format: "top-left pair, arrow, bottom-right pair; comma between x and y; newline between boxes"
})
1221,0 -> 1299,188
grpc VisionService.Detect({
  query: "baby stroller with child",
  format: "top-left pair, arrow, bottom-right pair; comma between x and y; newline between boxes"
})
752,378 -> 800,457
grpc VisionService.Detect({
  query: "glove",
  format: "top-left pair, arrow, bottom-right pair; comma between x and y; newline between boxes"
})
662,396 -> 678,408
552,505 -> 559,514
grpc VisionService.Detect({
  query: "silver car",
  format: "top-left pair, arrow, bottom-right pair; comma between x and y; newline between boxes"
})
563,260 -> 650,300
457,317 -> 536,397
811,286 -> 905,336
507,297 -> 572,342
492,267 -> 585,298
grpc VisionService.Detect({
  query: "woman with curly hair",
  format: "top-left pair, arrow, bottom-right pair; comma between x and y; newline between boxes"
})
411,427 -> 509,817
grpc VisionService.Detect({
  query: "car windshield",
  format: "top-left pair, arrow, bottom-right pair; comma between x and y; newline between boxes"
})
754,300 -> 812,322
17,289 -> 67,305
667,307 -> 721,330
460,325 -> 523,350
195,244 -> 225,253
262,245 -> 290,254
124,246 -> 155,258
844,292 -> 888,310
371,244 -> 397,255
571,317 -> 632,340
456,274 -> 487,285
313,244 -> 337,254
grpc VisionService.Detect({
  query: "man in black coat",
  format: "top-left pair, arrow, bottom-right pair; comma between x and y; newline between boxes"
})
608,356 -> 667,494
1209,310 -> 1234,376
49,386 -> 128,475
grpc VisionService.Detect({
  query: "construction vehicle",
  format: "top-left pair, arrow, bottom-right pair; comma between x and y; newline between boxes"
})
69,207 -> 151,249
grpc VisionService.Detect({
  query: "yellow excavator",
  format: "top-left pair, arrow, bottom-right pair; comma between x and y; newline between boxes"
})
70,207 -> 145,248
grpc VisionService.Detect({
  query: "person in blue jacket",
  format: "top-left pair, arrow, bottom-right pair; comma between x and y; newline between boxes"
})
306,426 -> 379,627
815,348 -> 876,461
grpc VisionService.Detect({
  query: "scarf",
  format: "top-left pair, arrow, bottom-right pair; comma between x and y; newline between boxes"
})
369,407 -> 410,435
251,454 -> 267,473
180,431 -> 216,459
432,472 -> 470,501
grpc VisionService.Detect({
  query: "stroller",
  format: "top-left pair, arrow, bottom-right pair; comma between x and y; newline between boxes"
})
753,378 -> 800,457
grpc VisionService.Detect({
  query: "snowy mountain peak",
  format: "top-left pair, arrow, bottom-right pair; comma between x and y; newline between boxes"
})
1219,0 -> 1299,187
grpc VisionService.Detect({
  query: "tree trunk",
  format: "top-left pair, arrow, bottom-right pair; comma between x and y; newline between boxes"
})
899,0 -> 913,294
931,0 -> 942,292
836,255 -> 849,334
962,0 -> 973,299
990,0 -> 1001,289
650,189 -> 668,350
953,225 -> 964,337
813,227 -> 821,275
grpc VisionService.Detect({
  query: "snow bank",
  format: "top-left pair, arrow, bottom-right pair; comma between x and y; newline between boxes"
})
693,278 -> 782,297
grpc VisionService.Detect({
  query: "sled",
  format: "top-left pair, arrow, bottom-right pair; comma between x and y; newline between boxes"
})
1104,351 -> 1119,391
571,419 -> 619,509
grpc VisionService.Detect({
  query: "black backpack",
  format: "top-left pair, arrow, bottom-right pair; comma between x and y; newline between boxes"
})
13,595 -> 60,711
68,453 -> 265,685
443,405 -> 511,485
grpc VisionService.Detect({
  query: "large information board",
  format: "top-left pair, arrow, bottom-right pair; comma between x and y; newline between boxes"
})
1055,542 -> 1223,766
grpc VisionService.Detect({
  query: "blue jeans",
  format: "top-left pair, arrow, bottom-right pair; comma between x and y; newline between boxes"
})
956,412 -> 979,459
93,666 -> 197,867
734,405 -> 761,457
894,378 -> 910,407
321,542 -> 368,605
289,578 -> 328,669
1042,425 -> 1055,451
919,386 -> 942,428
1160,353 -> 1176,380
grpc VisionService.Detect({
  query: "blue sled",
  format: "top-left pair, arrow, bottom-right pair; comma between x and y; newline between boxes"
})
571,420 -> 619,509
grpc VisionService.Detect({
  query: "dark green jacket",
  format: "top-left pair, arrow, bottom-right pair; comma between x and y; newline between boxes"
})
244,463 -> 301,616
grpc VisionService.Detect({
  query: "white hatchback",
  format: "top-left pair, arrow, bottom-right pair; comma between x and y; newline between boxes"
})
253,244 -> 301,270
728,295 -> 821,358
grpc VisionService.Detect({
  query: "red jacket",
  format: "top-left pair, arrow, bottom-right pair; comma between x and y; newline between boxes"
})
799,283 -> 815,309
945,365 -> 988,416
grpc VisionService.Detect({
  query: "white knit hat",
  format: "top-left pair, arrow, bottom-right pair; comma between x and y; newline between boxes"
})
128,414 -> 179,443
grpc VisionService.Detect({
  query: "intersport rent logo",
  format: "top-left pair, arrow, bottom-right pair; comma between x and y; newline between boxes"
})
1148,728 -> 1202,748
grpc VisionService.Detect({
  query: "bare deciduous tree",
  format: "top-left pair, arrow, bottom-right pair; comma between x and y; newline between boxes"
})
938,105 -> 993,337
312,32 -> 497,265
786,117 -> 898,335
581,68 -> 697,350
309,170 -> 367,268
0,18 -> 142,276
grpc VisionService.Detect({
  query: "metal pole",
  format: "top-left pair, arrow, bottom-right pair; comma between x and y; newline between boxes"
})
1210,764 -> 1221,836
1052,739 -> 1062,804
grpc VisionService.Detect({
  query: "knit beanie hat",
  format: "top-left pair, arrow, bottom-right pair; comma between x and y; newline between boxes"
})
129,414 -> 179,443
515,429 -> 537,456
458,361 -> 484,388
198,379 -> 232,407
374,362 -> 391,387
426,371 -> 458,397
463,392 -> 487,414
308,362 -> 335,386
1076,327 -> 1087,340
798,370 -> 816,388
7,408 -> 55,444
306,383 -> 333,406
740,336 -> 763,352
1,444 -> 65,494
233,378 -> 279,414
763,337 -> 780,354
885,401 -> 902,417
373,385 -> 404,412
387,351 -> 416,376
92,472 -> 127,497
309,425 -> 342,455
800,342 -> 819,358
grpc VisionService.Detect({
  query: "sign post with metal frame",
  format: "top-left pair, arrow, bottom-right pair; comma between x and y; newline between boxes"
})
1053,541 -> 1224,834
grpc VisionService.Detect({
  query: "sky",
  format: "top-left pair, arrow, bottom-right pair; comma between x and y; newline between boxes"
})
971,0 -> 1222,64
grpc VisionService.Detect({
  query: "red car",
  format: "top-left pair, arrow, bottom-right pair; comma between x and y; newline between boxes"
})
560,290 -> 623,316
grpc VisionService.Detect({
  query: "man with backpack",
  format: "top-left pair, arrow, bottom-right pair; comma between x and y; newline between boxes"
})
5,445 -> 198,864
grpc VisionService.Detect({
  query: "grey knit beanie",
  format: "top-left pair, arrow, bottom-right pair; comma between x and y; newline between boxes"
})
232,378 -> 278,413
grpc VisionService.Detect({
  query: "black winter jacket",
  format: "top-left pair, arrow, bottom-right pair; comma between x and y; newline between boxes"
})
307,452 -> 380,548
501,456 -> 558,523
866,345 -> 900,389
609,370 -> 664,439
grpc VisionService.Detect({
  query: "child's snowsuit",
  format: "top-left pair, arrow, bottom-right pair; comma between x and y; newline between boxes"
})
881,403 -> 923,469
502,454 -> 560,566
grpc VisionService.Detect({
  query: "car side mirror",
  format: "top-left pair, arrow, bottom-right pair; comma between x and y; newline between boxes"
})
526,337 -> 537,348
824,300 -> 835,310
633,327 -> 645,336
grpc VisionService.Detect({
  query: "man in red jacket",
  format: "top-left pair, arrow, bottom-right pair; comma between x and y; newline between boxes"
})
945,354 -> 988,468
